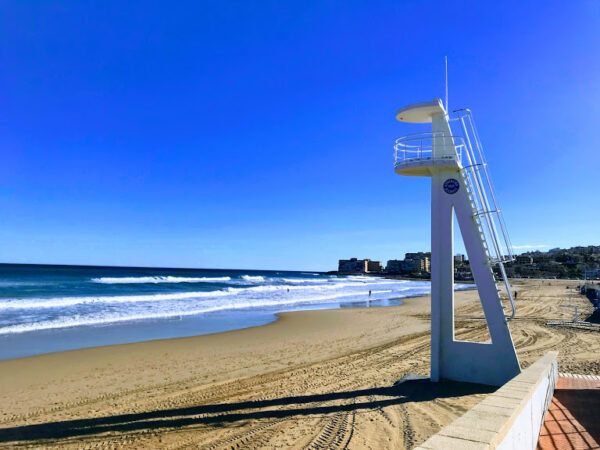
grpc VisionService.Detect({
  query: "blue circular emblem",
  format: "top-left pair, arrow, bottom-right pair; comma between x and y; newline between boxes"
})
443,178 -> 460,194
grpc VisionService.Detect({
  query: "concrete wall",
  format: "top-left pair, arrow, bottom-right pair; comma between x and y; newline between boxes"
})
415,351 -> 558,450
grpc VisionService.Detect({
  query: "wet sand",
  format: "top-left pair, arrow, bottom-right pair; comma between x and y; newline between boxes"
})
0,279 -> 598,449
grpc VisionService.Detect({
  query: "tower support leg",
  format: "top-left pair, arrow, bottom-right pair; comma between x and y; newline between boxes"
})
430,168 -> 520,386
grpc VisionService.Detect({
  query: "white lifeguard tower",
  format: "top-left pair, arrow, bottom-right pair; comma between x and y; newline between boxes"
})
395,99 -> 521,386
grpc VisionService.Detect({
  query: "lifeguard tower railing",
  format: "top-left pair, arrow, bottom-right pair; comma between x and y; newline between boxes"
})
394,132 -> 465,167
394,112 -> 517,319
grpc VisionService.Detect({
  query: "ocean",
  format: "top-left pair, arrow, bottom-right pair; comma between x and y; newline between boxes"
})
0,264 -> 471,360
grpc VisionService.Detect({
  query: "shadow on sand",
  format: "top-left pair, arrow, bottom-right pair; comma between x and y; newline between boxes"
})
554,388 -> 600,443
584,309 -> 600,324
0,377 -> 496,444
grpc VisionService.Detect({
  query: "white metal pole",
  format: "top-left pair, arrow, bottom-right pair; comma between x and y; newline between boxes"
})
445,56 -> 448,112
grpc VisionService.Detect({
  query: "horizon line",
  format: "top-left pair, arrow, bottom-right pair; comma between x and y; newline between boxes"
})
0,262 -> 328,274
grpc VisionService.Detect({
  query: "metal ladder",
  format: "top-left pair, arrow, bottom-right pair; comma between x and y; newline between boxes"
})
452,109 -> 517,319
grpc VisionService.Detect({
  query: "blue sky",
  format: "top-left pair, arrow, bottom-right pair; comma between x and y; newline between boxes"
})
0,1 -> 598,271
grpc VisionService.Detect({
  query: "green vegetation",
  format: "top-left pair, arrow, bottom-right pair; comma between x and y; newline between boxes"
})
440,245 -> 598,280
502,245 -> 600,280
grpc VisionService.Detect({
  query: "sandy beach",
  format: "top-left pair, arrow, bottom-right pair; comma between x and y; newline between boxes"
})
0,278 -> 598,449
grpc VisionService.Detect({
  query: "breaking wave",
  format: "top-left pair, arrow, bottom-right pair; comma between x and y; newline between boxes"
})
241,275 -> 265,282
91,276 -> 231,284
0,268 -> 474,336
0,289 -> 395,334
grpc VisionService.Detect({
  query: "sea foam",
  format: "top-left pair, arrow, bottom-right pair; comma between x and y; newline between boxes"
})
241,275 -> 265,282
0,279 -> 392,310
0,269 -> 473,336
91,276 -> 231,284
0,289 -> 395,334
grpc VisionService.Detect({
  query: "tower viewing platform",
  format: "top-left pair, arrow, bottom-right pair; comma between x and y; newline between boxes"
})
394,131 -> 465,176
394,99 -> 466,177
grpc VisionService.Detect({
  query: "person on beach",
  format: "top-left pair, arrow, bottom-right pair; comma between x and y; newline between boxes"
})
369,290 -> 372,296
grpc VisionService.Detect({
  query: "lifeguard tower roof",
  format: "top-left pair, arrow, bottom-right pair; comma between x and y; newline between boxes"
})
396,98 -> 445,123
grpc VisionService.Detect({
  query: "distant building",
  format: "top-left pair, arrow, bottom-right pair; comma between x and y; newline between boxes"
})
516,255 -> 534,264
338,258 -> 367,274
405,252 -> 430,273
386,259 -> 409,274
367,260 -> 383,272
386,254 -> 430,274
338,258 -> 382,274
454,254 -> 465,264
412,258 -> 430,273
405,252 -> 428,260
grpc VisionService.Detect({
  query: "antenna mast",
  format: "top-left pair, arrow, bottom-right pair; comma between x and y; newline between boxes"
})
444,56 -> 448,112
